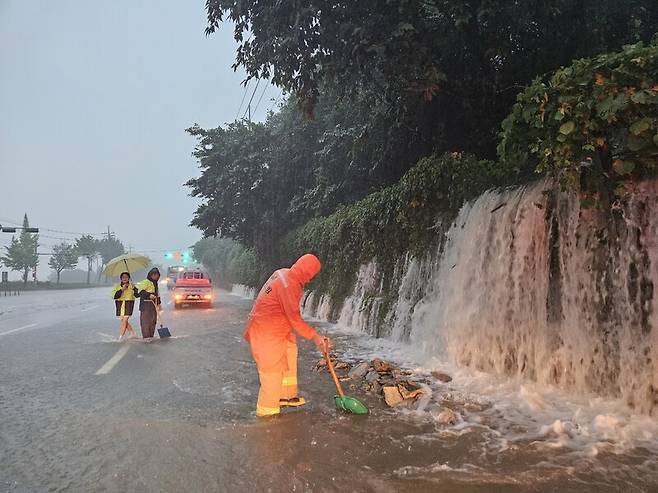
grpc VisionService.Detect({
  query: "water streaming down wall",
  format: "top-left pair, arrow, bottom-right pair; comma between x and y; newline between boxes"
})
230,284 -> 257,299
303,179 -> 658,414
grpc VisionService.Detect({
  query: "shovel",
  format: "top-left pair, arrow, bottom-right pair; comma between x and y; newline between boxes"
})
322,339 -> 368,415
153,299 -> 171,338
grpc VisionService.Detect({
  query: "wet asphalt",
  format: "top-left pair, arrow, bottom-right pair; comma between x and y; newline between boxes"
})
0,288 -> 428,493
3,288 -> 651,493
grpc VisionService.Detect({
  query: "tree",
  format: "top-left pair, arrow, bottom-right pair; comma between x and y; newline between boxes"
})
96,237 -> 125,281
192,237 -> 256,285
48,243 -> 79,284
0,214 -> 39,284
186,87 -> 450,261
75,235 -> 98,285
205,0 -> 658,158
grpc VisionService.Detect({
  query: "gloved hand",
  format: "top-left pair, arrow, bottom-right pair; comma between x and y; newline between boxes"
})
313,334 -> 333,352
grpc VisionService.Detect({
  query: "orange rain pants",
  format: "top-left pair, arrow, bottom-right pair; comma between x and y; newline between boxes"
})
244,254 -> 321,417
255,340 -> 299,416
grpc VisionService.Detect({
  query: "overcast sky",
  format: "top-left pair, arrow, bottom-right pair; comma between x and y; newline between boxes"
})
0,0 -> 277,279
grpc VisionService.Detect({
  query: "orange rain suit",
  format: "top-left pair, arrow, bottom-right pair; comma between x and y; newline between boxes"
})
244,254 -> 321,417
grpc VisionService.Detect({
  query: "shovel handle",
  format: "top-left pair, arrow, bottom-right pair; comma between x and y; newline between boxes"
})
151,299 -> 163,327
323,338 -> 345,398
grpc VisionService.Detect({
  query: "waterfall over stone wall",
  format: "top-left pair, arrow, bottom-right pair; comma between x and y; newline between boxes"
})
304,179 -> 658,414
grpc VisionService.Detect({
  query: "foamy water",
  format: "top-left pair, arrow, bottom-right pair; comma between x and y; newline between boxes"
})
230,284 -> 256,300
308,322 -> 658,485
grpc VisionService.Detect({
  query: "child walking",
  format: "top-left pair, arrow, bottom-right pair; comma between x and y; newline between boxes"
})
112,271 -> 138,340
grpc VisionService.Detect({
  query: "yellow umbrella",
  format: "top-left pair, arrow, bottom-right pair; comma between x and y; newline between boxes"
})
103,253 -> 151,277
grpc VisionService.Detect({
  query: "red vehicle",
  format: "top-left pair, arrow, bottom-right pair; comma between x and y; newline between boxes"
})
172,268 -> 213,308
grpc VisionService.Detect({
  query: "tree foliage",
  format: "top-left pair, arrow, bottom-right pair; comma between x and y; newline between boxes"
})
205,0 -> 658,157
1,214 -> 39,284
75,235 -> 98,285
192,237 -> 259,286
48,243 -> 79,284
72,235 -> 125,283
499,39 -> 658,195
96,237 -> 125,273
186,89 -> 424,263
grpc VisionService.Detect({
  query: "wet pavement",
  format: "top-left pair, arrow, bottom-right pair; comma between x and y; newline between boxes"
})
1,288 -> 657,492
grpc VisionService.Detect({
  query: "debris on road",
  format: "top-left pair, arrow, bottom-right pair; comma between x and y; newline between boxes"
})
433,407 -> 459,425
431,371 -> 453,383
314,355 -> 452,409
348,362 -> 370,379
383,386 -> 405,407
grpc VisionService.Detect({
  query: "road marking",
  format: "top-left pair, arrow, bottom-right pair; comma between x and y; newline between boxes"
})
81,304 -> 99,312
167,300 -> 172,306
0,323 -> 38,337
95,345 -> 130,375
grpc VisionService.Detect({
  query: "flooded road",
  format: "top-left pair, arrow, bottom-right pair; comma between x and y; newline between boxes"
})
1,288 -> 657,492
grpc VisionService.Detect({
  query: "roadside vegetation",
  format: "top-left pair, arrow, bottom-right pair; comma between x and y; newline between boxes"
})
188,1 -> 658,299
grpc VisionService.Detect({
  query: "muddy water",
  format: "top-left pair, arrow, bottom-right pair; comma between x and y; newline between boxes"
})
2,290 -> 657,492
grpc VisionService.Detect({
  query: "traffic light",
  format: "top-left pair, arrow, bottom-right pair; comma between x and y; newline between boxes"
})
164,250 -> 188,262
1,226 -> 38,233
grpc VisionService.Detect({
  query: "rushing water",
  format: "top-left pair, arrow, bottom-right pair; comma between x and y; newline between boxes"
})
303,178 -> 658,487
230,283 -> 257,300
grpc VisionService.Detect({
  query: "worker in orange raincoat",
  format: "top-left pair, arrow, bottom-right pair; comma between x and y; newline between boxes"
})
244,253 -> 331,417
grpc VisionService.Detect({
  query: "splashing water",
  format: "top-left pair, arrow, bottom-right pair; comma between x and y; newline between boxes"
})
230,284 -> 256,300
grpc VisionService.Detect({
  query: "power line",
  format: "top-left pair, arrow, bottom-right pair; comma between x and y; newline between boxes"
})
252,83 -> 269,117
235,79 -> 251,121
242,79 -> 261,121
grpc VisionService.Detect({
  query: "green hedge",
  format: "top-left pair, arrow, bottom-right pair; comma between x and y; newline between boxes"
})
280,152 -> 504,307
498,39 -> 658,190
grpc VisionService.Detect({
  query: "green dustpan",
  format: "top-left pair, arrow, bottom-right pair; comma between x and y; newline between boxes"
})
334,395 -> 369,415
323,340 -> 369,415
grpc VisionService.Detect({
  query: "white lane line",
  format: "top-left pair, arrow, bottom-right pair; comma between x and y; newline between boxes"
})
0,323 -> 38,337
166,300 -> 172,306
81,304 -> 99,312
95,345 -> 130,375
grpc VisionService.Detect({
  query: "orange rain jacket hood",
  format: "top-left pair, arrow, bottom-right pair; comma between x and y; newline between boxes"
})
244,254 -> 321,370
289,253 -> 321,285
